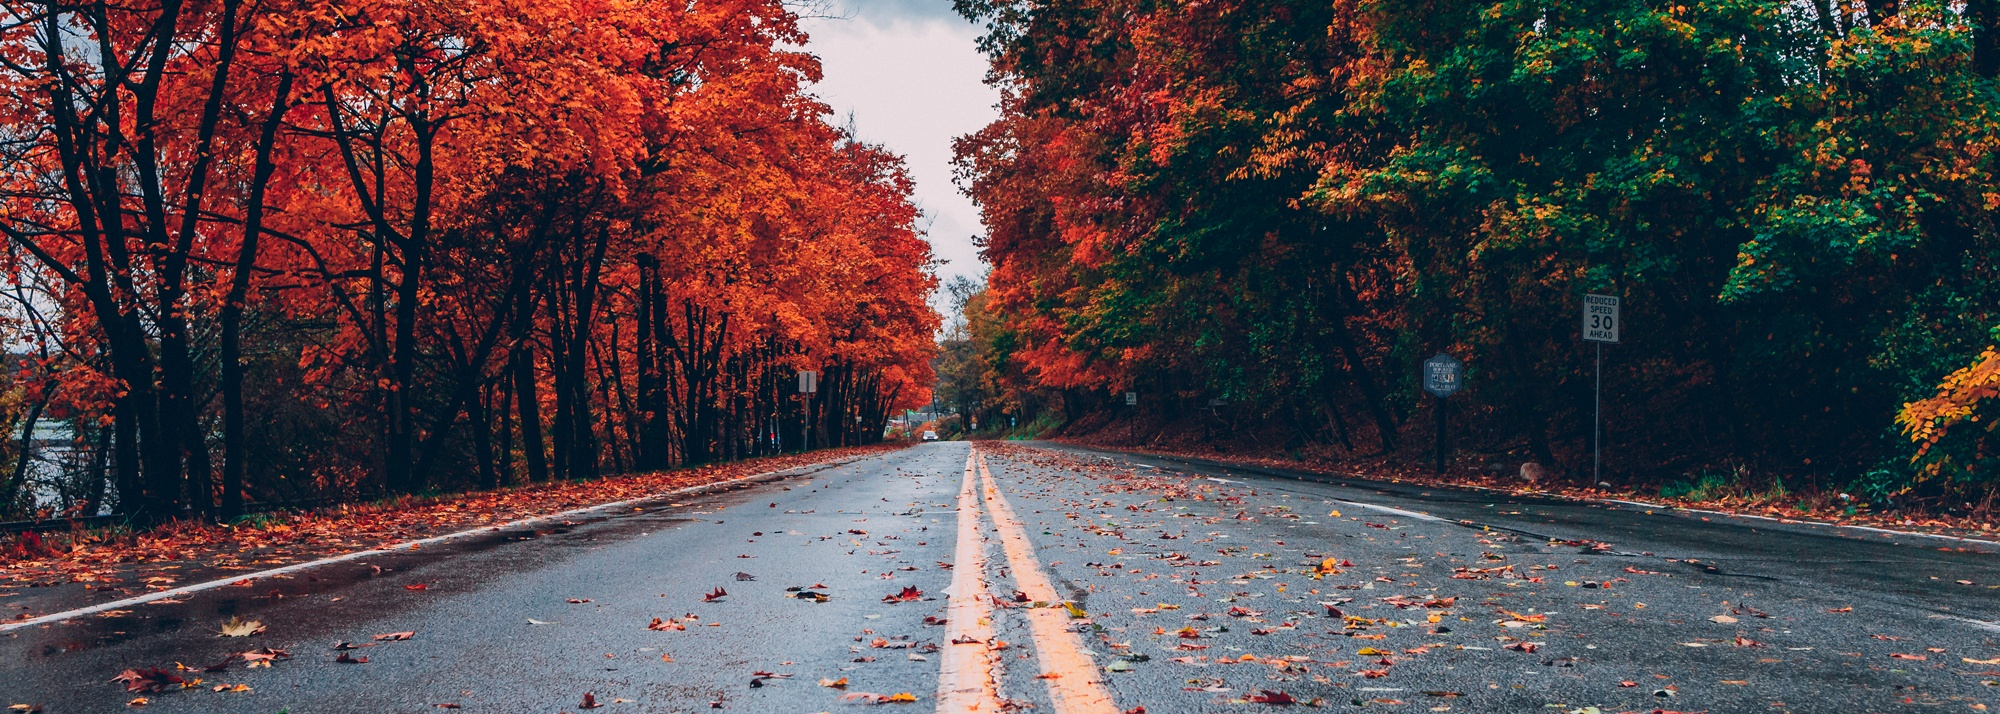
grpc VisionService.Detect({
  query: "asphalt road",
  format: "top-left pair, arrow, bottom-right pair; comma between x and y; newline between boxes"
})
4,441 -> 1998,713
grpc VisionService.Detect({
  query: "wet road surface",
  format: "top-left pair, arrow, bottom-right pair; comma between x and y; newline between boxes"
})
3,441 -> 1997,712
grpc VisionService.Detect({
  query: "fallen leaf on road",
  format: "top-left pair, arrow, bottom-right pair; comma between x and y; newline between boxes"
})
405,584 -> 428,591
1709,615 -> 1737,624
1826,606 -> 1852,613
820,677 -> 849,689
735,572 -> 756,581
372,632 -> 415,641
882,586 -> 923,603
240,648 -> 290,666
838,691 -> 917,704
217,616 -> 265,637
211,684 -> 251,693
1504,642 -> 1538,653
335,653 -> 368,664
126,698 -> 146,707
567,599 -> 593,604
526,618 -> 554,625
1965,657 -> 2000,665
579,692 -> 602,709
110,669 -> 183,693
1244,690 -> 1296,704
705,587 -> 728,602
1890,653 -> 1927,661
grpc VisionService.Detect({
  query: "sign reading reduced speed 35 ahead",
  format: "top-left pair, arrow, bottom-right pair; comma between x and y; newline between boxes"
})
1583,294 -> 1620,343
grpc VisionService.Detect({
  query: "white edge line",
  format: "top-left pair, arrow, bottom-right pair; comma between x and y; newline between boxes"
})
1,455 -> 869,633
1334,499 -> 1445,523
1951,616 -> 2000,634
1618,501 -> 2000,549
1047,444 -> 2000,554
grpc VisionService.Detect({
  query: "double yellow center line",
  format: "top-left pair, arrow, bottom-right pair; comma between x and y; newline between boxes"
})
936,447 -> 1120,713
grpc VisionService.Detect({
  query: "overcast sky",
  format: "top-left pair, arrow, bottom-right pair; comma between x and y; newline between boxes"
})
798,0 -> 997,315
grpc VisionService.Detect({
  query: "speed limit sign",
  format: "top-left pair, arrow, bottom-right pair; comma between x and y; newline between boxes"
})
1582,295 -> 1620,343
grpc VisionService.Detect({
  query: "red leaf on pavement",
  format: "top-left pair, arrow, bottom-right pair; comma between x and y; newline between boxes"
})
404,584 -> 428,591
883,586 -> 923,603
110,668 -> 183,693
373,631 -> 415,641
579,692 -> 602,709
335,652 -> 368,664
1504,642 -> 1539,653
241,647 -> 291,663
1244,690 -> 1296,704
1890,653 -> 1926,660
704,587 -> 728,602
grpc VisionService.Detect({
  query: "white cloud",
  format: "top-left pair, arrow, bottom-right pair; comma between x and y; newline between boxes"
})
799,0 -> 997,317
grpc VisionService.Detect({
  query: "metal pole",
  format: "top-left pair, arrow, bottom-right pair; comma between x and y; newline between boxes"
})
1593,341 -> 1602,484
1433,396 -> 1446,474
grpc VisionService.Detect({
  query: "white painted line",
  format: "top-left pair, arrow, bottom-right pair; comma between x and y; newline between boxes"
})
1952,616 -> 2000,634
1,454 -> 873,633
1206,477 -> 1239,484
1334,499 -> 1446,523
1643,504 -> 2000,549
1049,444 -> 2000,553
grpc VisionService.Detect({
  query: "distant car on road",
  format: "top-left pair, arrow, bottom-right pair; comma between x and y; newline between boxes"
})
922,430 -> 938,441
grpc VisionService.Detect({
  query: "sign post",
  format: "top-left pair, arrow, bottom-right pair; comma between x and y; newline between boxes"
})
798,370 -> 818,450
1581,295 -> 1620,483
1124,391 -> 1138,442
1422,354 -> 1464,474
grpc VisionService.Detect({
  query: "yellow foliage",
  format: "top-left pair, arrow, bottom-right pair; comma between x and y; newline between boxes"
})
1897,346 -> 2000,459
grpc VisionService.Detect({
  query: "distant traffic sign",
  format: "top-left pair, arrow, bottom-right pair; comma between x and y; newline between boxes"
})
798,370 -> 818,393
1422,354 -> 1463,398
1125,391 -> 1138,406
1583,294 -> 1620,343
